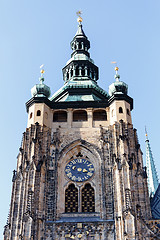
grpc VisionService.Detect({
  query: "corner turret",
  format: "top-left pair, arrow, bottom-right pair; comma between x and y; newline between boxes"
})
26,67 -> 52,128
109,67 -> 128,96
31,67 -> 51,98
108,66 -> 133,125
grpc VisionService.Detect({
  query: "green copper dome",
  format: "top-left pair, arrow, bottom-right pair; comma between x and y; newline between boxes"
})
31,77 -> 51,98
109,73 -> 128,96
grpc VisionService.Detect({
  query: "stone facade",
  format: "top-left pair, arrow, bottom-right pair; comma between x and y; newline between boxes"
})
4,113 -> 160,239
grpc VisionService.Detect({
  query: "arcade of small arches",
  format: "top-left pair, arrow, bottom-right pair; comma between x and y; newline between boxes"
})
63,64 -> 97,82
71,41 -> 88,52
29,107 -> 130,121
53,109 -> 107,122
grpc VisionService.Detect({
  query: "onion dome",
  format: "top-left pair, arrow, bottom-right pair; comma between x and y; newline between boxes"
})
31,68 -> 51,98
109,67 -> 128,96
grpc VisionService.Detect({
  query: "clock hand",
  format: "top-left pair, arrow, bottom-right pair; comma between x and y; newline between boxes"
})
72,166 -> 76,170
77,168 -> 82,172
83,169 -> 88,173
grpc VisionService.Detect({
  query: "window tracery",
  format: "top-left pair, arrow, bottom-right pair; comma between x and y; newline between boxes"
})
82,183 -> 95,212
65,184 -> 78,213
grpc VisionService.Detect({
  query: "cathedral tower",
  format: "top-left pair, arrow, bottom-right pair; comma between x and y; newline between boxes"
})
4,17 -> 160,240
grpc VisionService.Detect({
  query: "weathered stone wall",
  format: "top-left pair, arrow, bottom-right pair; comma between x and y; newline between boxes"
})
4,121 -> 159,240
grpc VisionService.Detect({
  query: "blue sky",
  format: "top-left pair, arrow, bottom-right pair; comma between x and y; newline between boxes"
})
0,0 -> 160,237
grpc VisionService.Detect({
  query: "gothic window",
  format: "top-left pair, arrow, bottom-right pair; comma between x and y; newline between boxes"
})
82,183 -> 95,212
93,110 -> 107,121
73,110 -> 88,122
65,184 -> 78,213
37,110 -> 41,116
119,107 -> 123,113
53,111 -> 67,122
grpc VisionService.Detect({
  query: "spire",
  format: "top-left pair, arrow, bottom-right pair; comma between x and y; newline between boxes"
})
62,14 -> 98,83
70,19 -> 90,58
50,14 -> 109,102
145,127 -> 159,197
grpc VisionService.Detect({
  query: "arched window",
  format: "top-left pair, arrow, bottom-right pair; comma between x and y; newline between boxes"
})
82,183 -> 95,212
66,72 -> 69,80
30,112 -> 33,119
65,184 -> 78,213
93,110 -> 107,121
111,109 -> 114,117
37,110 -> 41,116
81,66 -> 85,76
71,69 -> 73,77
127,109 -> 130,116
79,42 -> 82,49
53,111 -> 67,122
75,67 -> 79,76
73,110 -> 87,122
119,107 -> 123,113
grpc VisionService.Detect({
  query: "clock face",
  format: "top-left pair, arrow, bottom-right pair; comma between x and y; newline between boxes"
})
65,158 -> 95,182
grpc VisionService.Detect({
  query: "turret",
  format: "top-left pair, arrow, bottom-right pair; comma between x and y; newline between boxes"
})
108,66 -> 133,125
26,67 -> 52,128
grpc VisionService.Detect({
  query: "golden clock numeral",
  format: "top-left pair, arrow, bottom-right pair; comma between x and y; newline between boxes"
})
89,168 -> 94,171
67,172 -> 72,178
87,164 -> 92,167
71,176 -> 76,181
87,172 -> 92,176
77,159 -> 82,163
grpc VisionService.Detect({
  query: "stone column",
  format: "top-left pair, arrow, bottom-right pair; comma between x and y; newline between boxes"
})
85,66 -> 88,76
81,42 -> 84,50
87,108 -> 93,128
90,69 -> 92,78
73,66 -> 76,77
67,109 -> 72,128
79,66 -> 82,76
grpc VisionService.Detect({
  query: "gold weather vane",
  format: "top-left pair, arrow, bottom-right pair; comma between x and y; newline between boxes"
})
145,126 -> 148,137
40,64 -> 45,77
76,10 -> 83,23
111,61 -> 119,74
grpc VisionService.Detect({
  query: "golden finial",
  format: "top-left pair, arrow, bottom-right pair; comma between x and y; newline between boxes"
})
111,62 -> 119,72
76,10 -> 83,23
111,61 -> 120,81
40,64 -> 45,77
145,126 -> 148,137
